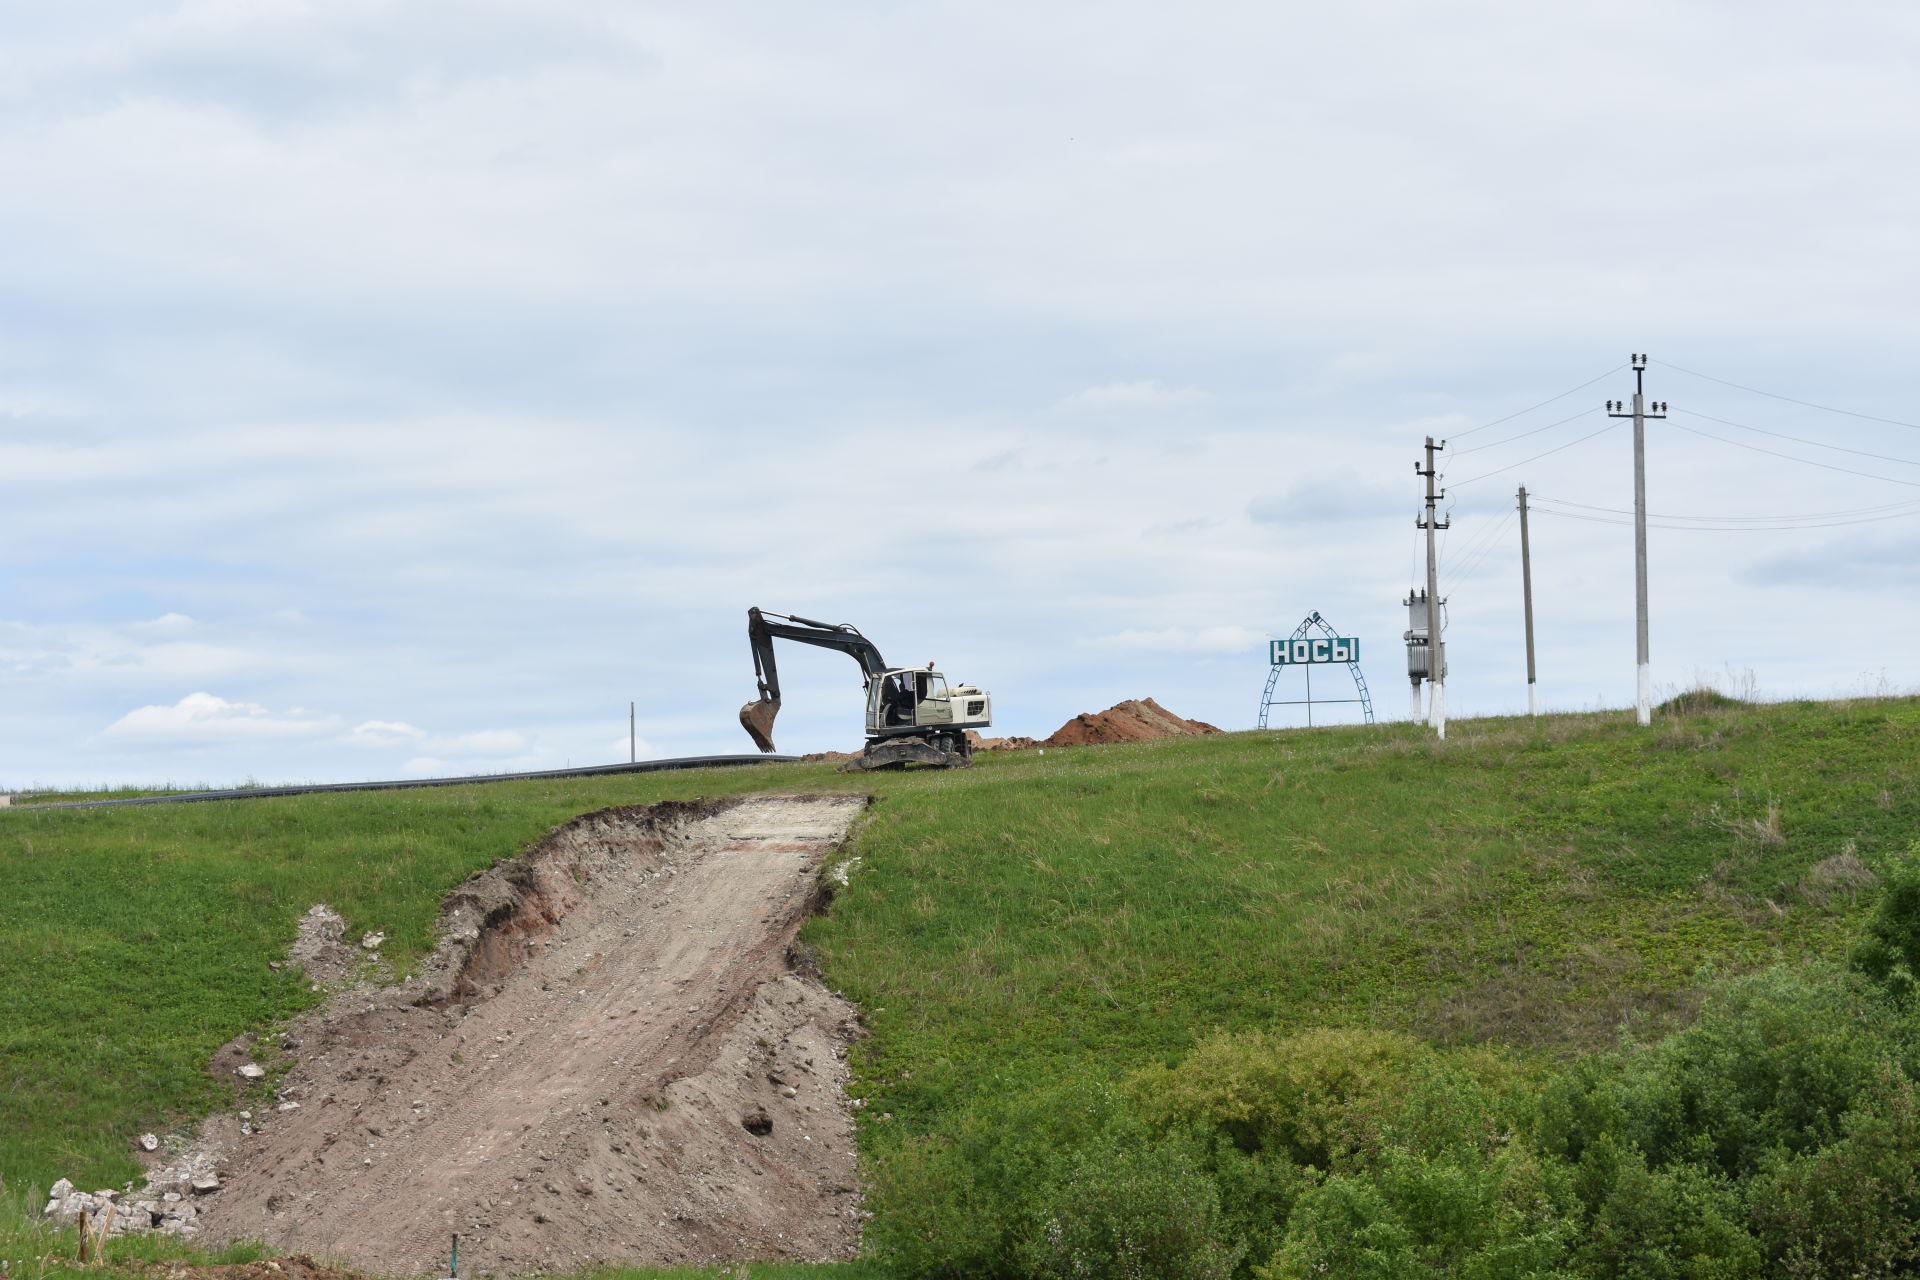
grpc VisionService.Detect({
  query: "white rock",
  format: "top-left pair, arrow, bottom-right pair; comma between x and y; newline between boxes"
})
49,1178 -> 74,1200
277,1101 -> 301,1112
190,1174 -> 220,1194
138,1133 -> 159,1151
361,931 -> 386,950
236,1064 -> 266,1080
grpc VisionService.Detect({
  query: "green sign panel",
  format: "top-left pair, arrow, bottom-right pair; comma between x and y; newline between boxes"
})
1271,636 -> 1360,666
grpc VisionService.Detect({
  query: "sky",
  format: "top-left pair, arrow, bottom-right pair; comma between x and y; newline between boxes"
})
3,0 -> 1918,787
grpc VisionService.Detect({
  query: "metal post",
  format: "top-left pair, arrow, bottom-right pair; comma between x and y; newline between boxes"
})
1418,437 -> 1449,738
1305,663 -> 1313,727
1608,358 -> 1667,726
629,701 -> 636,763
1518,485 -> 1537,716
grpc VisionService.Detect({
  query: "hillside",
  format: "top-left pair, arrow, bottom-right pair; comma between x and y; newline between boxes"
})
2,696 -> 1917,1277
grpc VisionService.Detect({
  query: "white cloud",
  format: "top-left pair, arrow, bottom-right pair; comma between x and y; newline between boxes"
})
132,612 -> 195,632
425,729 -> 528,757
341,719 -> 427,749
1086,626 -> 1266,655
102,692 -> 342,742
1057,381 -> 1210,414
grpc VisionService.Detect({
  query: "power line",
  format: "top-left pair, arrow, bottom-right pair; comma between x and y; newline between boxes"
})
1653,359 -> 1920,431
1450,365 -> 1627,440
1532,504 -> 1920,532
1668,419 -> 1920,490
1532,494 -> 1920,523
1681,410 -> 1920,470
1452,405 -> 1603,457
1448,417 -> 1618,488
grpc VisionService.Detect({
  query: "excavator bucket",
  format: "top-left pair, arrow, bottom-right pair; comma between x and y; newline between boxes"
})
739,696 -> 781,753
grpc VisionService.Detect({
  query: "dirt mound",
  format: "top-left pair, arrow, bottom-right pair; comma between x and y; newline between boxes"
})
1043,698 -> 1221,747
188,795 -> 869,1276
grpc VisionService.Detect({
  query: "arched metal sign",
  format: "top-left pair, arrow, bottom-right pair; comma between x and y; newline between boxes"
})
1258,612 -> 1375,728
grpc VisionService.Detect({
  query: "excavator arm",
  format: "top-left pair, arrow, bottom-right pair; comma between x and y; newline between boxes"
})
739,607 -> 890,752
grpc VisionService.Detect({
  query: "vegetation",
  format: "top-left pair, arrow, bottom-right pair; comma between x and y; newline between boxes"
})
0,695 -> 1914,1278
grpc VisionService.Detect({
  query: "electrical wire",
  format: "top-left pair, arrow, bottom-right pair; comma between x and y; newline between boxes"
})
1448,416 -> 1617,489
1668,419 -> 1920,491
1450,365 -> 1627,440
1653,359 -> 1920,431
1532,505 -> 1920,532
1677,409 -> 1920,469
1441,511 -> 1517,589
1531,495 -> 1920,523
1451,406 -> 1606,457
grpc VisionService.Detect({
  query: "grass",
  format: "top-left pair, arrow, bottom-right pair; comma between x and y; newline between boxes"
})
0,696 -> 1914,1276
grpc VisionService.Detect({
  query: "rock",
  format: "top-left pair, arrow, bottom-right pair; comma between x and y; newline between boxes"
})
237,1064 -> 266,1080
49,1178 -> 74,1200
190,1174 -> 220,1194
277,1101 -> 301,1112
360,931 -> 386,950
138,1133 -> 160,1151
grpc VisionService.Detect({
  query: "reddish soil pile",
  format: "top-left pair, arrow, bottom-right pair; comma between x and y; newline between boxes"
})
969,699 -> 1221,752
1044,698 -> 1221,746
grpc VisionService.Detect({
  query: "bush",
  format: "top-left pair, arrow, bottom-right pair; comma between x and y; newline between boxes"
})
1258,1146 -> 1577,1280
1127,1028 -> 1436,1169
1538,967 -> 1914,1179
1849,849 -> 1920,1001
1019,1122 -> 1244,1280
1746,1070 -> 1920,1278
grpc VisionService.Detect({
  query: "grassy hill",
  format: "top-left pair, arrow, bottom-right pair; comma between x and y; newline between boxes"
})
2,696 -> 1916,1277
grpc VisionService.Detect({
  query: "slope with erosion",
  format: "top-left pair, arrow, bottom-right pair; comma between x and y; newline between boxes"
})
187,795 -> 869,1276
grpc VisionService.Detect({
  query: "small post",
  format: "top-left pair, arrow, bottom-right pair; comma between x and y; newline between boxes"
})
629,702 -> 636,764
1305,663 -> 1314,727
451,1233 -> 459,1279
1518,485 -> 1537,716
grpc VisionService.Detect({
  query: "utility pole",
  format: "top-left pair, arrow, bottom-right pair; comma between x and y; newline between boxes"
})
1518,485 -> 1537,717
629,701 -> 636,763
1417,436 -> 1449,737
1607,356 -> 1668,727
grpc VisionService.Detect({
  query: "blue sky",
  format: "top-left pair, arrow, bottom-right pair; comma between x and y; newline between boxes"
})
3,1 -> 1918,786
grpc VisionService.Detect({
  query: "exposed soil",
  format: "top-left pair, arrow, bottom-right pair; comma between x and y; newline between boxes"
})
189,794 -> 870,1277
969,698 -> 1221,752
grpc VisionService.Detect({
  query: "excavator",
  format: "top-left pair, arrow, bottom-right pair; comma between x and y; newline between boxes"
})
737,607 -> 993,770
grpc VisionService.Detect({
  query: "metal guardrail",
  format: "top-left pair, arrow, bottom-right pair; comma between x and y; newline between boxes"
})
5,754 -> 800,812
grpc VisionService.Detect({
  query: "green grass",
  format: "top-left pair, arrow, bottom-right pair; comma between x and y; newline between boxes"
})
0,697 -> 1914,1276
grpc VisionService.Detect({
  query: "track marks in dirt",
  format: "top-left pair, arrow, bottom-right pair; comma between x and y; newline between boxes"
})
193,794 -> 869,1276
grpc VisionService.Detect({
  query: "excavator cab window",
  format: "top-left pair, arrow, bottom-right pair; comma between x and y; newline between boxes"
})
882,673 -> 918,725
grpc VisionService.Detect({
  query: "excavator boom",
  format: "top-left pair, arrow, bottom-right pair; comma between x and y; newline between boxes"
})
738,607 -> 889,753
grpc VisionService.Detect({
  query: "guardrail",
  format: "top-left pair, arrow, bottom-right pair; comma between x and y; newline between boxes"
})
5,754 -> 800,812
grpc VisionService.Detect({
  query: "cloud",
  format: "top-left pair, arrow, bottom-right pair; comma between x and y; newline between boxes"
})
103,692 -> 341,742
1057,381 -> 1209,414
132,612 -> 194,632
341,719 -> 427,749
1085,626 -> 1265,654
1248,474 -> 1405,527
426,729 -> 528,757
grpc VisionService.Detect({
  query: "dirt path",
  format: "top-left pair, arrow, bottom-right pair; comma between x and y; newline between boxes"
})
193,794 -> 869,1277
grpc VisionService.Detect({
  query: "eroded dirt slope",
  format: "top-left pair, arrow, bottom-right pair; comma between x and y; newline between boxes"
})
194,794 -> 869,1277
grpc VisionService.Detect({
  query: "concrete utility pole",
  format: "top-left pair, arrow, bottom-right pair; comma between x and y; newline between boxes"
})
629,701 -> 636,763
1607,356 -> 1668,727
1518,485 -> 1537,717
1418,436 -> 1450,737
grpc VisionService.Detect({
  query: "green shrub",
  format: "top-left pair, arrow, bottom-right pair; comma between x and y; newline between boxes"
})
1019,1122 -> 1244,1280
1258,1146 -> 1576,1280
1745,1070 -> 1920,1278
1126,1028 -> 1433,1169
1849,849 -> 1920,1001
1538,967 -> 1914,1179
1567,1143 -> 1760,1280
